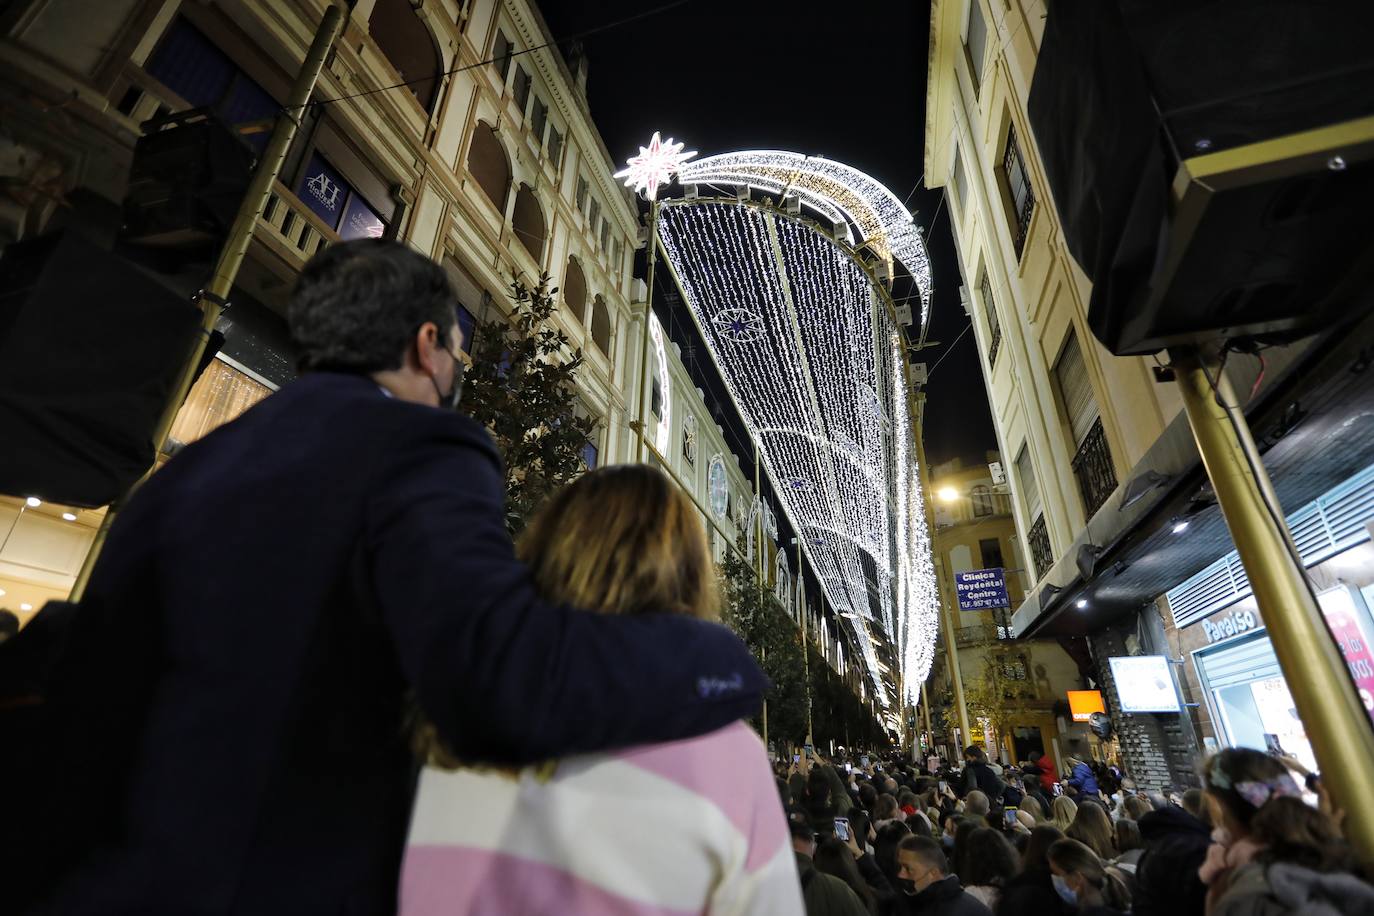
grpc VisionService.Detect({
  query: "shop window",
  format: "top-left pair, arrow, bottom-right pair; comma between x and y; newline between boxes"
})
295,152 -> 387,239
562,257 -> 587,324
590,294 -> 611,356
466,121 -> 510,213
167,357 -> 273,449
511,184 -> 546,259
145,18 -> 279,153
368,0 -> 442,112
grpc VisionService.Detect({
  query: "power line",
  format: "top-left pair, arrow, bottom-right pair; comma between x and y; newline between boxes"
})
924,320 -> 972,379
309,0 -> 693,110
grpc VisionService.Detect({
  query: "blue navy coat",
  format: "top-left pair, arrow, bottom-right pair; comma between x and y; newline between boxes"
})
1068,760 -> 1101,796
25,372 -> 765,915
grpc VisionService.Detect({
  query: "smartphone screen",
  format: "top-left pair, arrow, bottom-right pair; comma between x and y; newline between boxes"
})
804,744 -> 814,757
834,818 -> 850,842
1053,782 -> 1063,797
845,763 -> 852,773
793,754 -> 800,764
861,755 -> 870,768
938,780 -> 947,793
1004,808 -> 1018,828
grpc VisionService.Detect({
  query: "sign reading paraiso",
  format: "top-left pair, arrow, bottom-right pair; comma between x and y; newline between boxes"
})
955,567 -> 1009,611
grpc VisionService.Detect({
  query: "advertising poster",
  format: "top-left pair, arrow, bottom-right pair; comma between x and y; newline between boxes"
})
1317,586 -> 1374,727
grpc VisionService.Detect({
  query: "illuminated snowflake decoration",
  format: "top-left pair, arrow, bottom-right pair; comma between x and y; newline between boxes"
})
656,182 -> 940,708
614,131 -> 698,201
712,307 -> 766,343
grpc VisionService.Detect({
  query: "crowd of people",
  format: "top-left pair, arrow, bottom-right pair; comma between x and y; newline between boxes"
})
778,743 -> 1372,916
3,239 -> 1373,915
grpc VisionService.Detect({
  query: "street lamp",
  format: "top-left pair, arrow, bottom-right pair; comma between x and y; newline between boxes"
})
936,486 -> 960,503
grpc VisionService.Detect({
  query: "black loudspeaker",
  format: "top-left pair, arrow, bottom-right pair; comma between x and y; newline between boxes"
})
121,112 -> 254,251
0,232 -> 202,507
1028,0 -> 1374,355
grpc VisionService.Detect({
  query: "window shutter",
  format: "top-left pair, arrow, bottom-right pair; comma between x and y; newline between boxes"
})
1055,332 -> 1098,446
1016,445 -> 1040,520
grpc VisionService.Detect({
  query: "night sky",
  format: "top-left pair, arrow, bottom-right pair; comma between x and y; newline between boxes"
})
541,0 -> 998,469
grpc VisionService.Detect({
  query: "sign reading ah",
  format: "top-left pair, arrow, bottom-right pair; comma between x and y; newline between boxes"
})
954,567 -> 1009,612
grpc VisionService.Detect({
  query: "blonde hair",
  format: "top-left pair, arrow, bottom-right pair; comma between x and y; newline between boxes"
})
1066,801 -> 1116,860
1051,795 -> 1078,832
414,464 -> 718,765
514,464 -> 720,621
1019,796 -> 1046,823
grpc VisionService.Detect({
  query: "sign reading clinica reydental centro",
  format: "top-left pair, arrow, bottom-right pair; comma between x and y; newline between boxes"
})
955,567 -> 1009,611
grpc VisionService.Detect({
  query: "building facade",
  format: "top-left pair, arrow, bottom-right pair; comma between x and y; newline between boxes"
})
926,453 -> 1082,765
923,0 -> 1374,789
0,0 -> 765,625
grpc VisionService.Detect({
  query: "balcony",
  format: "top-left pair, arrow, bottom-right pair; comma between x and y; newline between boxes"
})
1071,417 -> 1117,520
258,181 -> 340,268
1029,513 -> 1053,581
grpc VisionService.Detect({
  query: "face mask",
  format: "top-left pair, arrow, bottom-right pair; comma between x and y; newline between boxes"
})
899,879 -> 918,897
1052,874 -> 1078,906
430,345 -> 465,410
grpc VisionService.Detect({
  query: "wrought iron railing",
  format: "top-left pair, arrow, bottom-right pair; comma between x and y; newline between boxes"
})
1071,417 -> 1117,520
955,623 -> 1014,648
1029,514 -> 1053,581
988,320 -> 1002,368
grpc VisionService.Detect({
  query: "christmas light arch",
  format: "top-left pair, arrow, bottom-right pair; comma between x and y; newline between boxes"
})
617,136 -> 940,707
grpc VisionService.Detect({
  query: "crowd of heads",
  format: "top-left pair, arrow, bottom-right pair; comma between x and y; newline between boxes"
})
776,743 -> 1366,915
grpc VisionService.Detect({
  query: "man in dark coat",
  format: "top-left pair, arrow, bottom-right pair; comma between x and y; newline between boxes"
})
15,240 -> 766,915
959,745 -> 1006,801
882,835 -> 992,916
1132,803 -> 1213,916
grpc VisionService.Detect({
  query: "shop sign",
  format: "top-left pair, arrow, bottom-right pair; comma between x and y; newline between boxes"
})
1317,587 -> 1374,723
955,567 -> 1009,611
1202,608 -> 1258,643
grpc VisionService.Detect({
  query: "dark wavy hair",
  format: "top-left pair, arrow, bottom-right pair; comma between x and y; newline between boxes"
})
288,239 -> 457,373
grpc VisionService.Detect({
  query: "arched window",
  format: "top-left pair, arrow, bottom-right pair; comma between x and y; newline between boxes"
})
590,294 -> 611,356
511,184 -> 546,259
466,122 -> 510,213
971,484 -> 995,517
562,257 -> 587,324
368,0 -> 442,113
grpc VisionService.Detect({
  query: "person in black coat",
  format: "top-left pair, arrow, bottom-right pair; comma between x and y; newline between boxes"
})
960,745 -> 1007,801
1131,803 -> 1212,916
883,835 -> 992,916
10,240 -> 766,915
996,825 -> 1071,916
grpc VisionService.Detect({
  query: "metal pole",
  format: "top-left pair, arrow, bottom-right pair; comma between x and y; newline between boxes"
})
1173,346 -> 1374,870
69,4 -> 346,601
633,198 -> 661,462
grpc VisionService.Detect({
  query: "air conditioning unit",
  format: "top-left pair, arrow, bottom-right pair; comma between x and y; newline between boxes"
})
895,303 -> 914,325
959,285 -> 971,316
784,194 -> 801,215
909,362 -> 929,386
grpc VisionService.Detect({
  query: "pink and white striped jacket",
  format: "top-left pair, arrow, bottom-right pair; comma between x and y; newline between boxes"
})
400,721 -> 803,915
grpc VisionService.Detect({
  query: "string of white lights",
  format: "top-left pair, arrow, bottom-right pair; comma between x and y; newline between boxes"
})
657,199 -> 938,706
677,151 -> 934,334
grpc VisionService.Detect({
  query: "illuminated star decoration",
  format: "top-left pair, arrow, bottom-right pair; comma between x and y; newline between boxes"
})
614,131 -> 698,200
